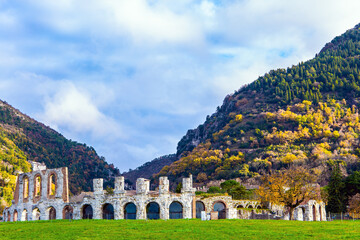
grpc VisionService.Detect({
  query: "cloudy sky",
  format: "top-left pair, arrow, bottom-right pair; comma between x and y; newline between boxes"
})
1,0 -> 360,172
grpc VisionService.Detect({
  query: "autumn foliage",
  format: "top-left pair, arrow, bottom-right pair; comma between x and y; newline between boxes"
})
257,167 -> 319,220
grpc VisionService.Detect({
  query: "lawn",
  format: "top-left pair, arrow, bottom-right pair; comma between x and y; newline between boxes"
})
0,219 -> 359,240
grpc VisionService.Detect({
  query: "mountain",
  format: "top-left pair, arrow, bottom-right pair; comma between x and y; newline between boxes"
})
130,23 -> 360,187
122,154 -> 177,185
0,100 -> 119,209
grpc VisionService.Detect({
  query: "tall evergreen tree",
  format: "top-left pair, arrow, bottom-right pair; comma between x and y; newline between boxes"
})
327,163 -> 346,213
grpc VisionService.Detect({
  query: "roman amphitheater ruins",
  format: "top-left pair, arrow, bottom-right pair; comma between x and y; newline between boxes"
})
2,162 -> 326,222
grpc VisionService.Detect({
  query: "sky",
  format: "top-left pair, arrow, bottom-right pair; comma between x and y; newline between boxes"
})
1,0 -> 360,172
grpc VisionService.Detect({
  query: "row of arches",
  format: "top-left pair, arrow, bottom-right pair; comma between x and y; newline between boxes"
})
82,201 -> 184,220
195,201 -> 227,219
6,200 -> 229,221
8,205 -> 72,222
22,173 -> 57,200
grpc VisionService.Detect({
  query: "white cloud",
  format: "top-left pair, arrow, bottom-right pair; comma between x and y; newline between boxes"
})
29,0 -> 203,45
1,0 -> 360,171
40,81 -> 122,138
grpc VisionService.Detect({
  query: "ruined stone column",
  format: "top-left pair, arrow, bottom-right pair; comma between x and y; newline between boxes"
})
41,174 -> 48,202
136,178 -> 149,195
159,177 -> 169,195
181,175 -> 195,193
93,178 -> 104,219
114,176 -> 125,194
181,175 -> 196,219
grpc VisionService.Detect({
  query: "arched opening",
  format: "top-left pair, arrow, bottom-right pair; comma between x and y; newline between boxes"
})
237,204 -> 244,209
32,208 -> 41,221
214,201 -> 226,219
169,201 -> 183,219
23,176 -> 29,199
102,203 -> 114,219
13,210 -> 18,221
124,203 -> 137,219
312,205 -> 316,221
146,202 -> 160,220
319,206 -> 322,221
302,208 -> 306,221
196,201 -> 205,219
82,204 -> 93,219
49,174 -> 56,196
48,207 -> 56,220
34,175 -> 41,197
247,205 -> 253,209
257,205 -> 261,209
21,209 -> 28,221
7,211 -> 10,222
63,205 -> 73,220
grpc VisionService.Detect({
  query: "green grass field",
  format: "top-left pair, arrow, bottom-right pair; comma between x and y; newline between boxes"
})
0,219 -> 359,240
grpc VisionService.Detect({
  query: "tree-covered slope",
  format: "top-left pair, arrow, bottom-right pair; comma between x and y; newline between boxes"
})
0,127 -> 31,213
0,100 -> 119,198
155,23 -> 360,186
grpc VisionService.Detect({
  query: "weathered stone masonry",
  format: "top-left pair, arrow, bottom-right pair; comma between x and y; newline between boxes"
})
2,163 -> 326,222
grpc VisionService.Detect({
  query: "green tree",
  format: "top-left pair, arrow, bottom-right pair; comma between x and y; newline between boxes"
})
229,185 -> 248,199
220,180 -> 240,193
207,186 -> 223,193
175,182 -> 182,193
345,171 -> 360,198
327,163 -> 346,213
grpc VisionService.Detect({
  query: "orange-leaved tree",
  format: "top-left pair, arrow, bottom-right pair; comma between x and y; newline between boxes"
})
257,167 -> 319,220
349,193 -> 360,216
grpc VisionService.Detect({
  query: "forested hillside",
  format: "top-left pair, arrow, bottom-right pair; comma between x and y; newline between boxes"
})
0,100 -> 119,211
153,23 -> 360,186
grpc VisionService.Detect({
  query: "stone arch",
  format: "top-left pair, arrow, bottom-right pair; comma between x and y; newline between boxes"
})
33,174 -> 42,199
312,205 -> 316,221
213,201 -> 226,219
7,211 -> 11,222
124,202 -> 137,220
13,210 -> 18,221
63,205 -> 73,220
237,204 -> 244,209
48,173 -> 57,197
257,205 -> 261,209
21,209 -> 28,221
247,205 -> 254,209
146,202 -> 160,220
102,203 -> 114,220
169,201 -> 183,219
32,208 -> 41,221
23,175 -> 29,200
47,206 -> 56,220
196,201 -> 205,219
82,204 -> 93,219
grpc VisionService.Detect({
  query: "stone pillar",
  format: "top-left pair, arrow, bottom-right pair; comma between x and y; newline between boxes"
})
93,178 -> 104,194
181,175 -> 195,193
41,174 -> 48,202
28,176 -> 34,202
18,176 -> 24,203
55,171 -> 63,199
136,178 -> 149,195
183,201 -> 193,219
192,196 -> 196,218
115,177 -> 125,194
159,177 -> 169,195
136,200 -> 146,220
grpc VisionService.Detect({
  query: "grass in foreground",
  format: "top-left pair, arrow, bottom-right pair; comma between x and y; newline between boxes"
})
0,219 -> 359,240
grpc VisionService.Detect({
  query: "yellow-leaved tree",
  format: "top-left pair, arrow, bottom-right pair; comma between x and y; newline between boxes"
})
257,167 -> 319,220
